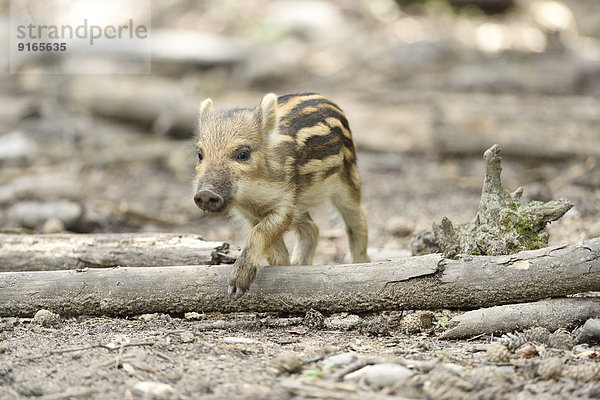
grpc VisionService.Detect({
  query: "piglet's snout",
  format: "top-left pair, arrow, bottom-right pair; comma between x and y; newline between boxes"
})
194,186 -> 224,212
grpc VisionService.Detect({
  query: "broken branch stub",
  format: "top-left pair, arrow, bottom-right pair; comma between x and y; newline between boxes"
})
411,144 -> 573,257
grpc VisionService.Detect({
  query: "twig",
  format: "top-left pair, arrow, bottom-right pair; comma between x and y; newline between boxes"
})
115,345 -> 125,369
333,359 -> 369,381
467,333 -> 487,341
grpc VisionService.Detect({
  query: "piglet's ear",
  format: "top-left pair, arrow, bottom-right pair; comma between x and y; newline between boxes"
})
257,93 -> 278,135
199,98 -> 215,121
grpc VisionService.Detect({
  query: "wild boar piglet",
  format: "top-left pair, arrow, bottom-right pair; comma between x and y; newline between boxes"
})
193,93 -> 370,298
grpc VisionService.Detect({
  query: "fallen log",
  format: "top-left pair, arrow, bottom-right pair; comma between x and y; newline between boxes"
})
440,298 -> 600,340
0,233 -> 240,272
0,238 -> 598,317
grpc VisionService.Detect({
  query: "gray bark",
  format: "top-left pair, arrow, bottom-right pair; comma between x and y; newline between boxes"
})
0,233 -> 239,271
0,238 -> 599,317
441,298 -> 600,339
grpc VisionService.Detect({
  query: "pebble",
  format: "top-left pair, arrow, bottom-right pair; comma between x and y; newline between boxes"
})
183,312 -> 203,320
178,331 -> 195,343
572,345 -> 589,354
223,336 -> 255,344
576,319 -> 600,344
273,352 -> 304,374
0,131 -> 36,166
324,351 -> 358,367
33,309 -> 60,326
486,343 -> 511,362
364,363 -> 414,389
131,381 -> 174,400
324,313 -> 362,330
42,218 -> 65,234
515,344 -> 537,359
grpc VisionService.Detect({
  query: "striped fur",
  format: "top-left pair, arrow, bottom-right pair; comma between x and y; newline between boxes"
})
194,93 -> 369,298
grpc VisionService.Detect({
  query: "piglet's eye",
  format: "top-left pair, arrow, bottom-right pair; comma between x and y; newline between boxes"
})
236,150 -> 250,161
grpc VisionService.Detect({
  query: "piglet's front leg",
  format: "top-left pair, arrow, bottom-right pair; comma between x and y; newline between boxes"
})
228,207 -> 293,299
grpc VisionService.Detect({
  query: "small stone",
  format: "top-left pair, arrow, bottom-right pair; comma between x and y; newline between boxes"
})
273,352 -> 304,374
325,313 -> 361,330
515,344 -> 538,359
486,343 -> 511,362
105,335 -> 131,349
548,330 -> 574,350
33,309 -> 60,326
304,308 -> 324,329
223,337 -> 255,344
178,331 -> 195,343
576,319 -> 600,344
132,381 -> 174,400
364,363 -> 414,389
537,357 -> 563,380
42,218 -> 65,234
324,351 -> 358,367
183,312 -> 203,320
138,313 -> 160,322
572,345 -> 589,354
122,363 -> 136,375
0,131 -> 36,166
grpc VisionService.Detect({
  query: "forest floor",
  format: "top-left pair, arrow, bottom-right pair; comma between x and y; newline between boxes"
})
1,145 -> 600,400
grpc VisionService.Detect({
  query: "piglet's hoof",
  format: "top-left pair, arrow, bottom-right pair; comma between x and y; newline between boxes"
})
227,265 -> 257,300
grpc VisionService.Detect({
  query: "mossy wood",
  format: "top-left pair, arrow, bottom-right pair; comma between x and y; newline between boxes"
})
0,238 -> 598,317
411,144 -> 573,257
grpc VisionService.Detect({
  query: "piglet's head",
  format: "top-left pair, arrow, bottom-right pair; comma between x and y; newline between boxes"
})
193,93 -> 279,213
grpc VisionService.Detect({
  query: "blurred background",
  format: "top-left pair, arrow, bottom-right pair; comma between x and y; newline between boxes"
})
1,0 -> 599,262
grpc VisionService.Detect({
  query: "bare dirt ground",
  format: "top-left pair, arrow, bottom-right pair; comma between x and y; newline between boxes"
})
2,0 -> 600,399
